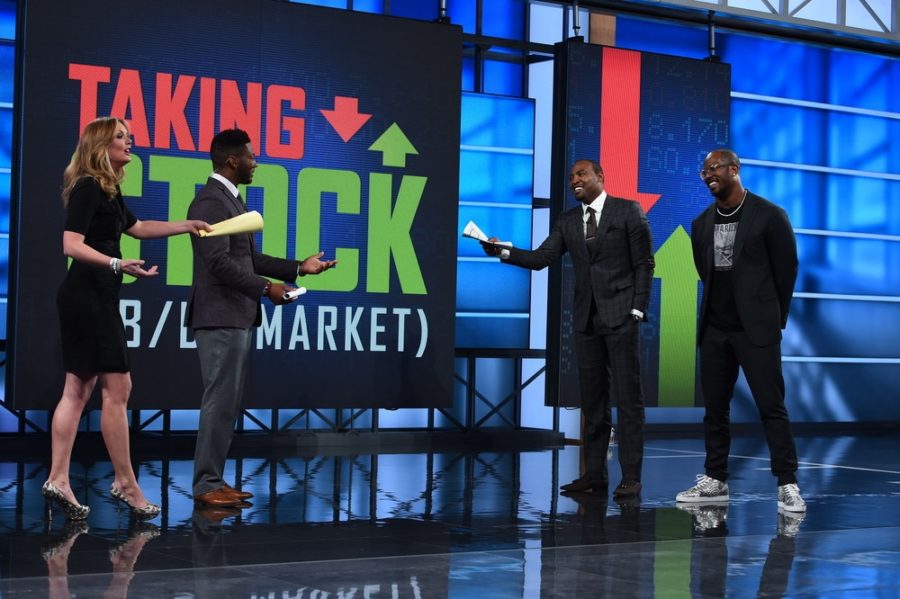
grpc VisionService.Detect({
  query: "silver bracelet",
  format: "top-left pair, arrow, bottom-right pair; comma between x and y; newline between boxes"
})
109,257 -> 121,275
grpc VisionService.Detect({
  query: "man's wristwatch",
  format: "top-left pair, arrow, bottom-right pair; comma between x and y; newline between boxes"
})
263,282 -> 271,296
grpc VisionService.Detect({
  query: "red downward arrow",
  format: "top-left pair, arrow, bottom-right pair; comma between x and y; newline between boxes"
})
599,48 -> 661,214
321,97 -> 372,142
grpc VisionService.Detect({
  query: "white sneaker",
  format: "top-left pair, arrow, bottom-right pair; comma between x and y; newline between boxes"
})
676,474 -> 729,503
777,483 -> 806,513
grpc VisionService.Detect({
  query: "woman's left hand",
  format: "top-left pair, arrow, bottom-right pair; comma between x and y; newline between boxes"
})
120,259 -> 159,278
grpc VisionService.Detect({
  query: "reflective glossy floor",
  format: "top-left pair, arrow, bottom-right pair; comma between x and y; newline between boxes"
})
1,431 -> 899,597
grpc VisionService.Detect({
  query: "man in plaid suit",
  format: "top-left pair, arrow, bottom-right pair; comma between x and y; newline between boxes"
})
483,159 -> 654,498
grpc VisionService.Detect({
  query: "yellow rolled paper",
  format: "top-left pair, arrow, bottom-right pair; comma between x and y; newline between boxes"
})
198,210 -> 264,237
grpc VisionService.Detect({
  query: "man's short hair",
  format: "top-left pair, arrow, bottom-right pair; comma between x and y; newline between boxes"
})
210,129 -> 252,168
575,158 -> 604,177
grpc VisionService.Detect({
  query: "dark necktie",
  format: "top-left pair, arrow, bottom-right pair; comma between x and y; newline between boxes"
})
585,207 -> 597,241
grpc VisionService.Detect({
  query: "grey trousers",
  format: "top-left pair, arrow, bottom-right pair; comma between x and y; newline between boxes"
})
192,327 -> 253,496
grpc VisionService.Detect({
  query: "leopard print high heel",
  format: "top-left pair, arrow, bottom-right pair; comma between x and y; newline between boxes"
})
110,485 -> 161,520
42,481 -> 90,521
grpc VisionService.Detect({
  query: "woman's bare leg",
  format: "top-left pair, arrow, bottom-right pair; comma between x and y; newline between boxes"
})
47,372 -> 96,506
99,372 -> 152,508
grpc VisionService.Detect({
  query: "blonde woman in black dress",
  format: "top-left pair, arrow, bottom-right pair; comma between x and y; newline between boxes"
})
43,117 -> 210,520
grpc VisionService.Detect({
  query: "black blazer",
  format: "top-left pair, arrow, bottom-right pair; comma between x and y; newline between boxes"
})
691,191 -> 798,347
506,195 -> 654,333
186,178 -> 299,329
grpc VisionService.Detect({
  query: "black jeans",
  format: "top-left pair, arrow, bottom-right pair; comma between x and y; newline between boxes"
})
699,325 -> 798,485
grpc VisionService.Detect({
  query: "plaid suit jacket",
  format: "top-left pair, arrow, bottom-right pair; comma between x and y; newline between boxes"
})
506,195 -> 654,333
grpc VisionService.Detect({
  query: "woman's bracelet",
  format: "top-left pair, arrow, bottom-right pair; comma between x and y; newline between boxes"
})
109,257 -> 121,275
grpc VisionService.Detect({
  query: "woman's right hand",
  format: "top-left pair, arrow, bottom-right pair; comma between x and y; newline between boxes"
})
185,220 -> 213,236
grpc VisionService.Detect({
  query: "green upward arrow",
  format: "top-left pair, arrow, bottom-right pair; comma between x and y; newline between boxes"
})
369,123 -> 418,168
654,226 -> 700,407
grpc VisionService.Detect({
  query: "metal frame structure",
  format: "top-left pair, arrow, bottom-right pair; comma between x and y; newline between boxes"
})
571,0 -> 899,56
0,347 -> 549,436
665,0 -> 896,40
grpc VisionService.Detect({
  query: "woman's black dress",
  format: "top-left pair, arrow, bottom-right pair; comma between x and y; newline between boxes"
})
56,177 -> 137,374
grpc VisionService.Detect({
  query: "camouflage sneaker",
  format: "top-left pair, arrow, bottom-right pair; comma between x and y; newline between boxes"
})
676,474 -> 729,503
777,483 -> 806,513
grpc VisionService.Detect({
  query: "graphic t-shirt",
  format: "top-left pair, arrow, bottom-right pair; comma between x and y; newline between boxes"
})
708,206 -> 743,332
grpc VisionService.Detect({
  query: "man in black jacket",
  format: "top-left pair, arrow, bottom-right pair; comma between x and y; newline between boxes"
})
676,149 -> 806,513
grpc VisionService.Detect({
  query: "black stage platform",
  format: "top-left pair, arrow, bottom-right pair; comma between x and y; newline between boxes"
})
1,430 -> 899,597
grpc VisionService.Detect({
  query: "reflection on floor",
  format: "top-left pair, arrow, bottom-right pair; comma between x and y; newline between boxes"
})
1,431 -> 899,597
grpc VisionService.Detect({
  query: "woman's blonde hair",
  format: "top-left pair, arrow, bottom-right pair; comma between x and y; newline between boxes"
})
61,117 -> 129,206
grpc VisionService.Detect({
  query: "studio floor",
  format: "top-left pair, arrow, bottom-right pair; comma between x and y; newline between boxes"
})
1,430 -> 899,597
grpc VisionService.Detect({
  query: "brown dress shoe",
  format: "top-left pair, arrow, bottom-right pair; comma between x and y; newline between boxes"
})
222,484 -> 253,500
194,487 -> 242,507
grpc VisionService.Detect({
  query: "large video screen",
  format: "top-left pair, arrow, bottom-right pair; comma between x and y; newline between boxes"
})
549,40 -> 731,408
9,0 -> 461,409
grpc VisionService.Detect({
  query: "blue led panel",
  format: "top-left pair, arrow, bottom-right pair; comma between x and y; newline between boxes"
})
615,15 -> 900,422
736,165 -> 900,237
0,168 -> 7,340
787,297 -> 900,358
797,235 -> 900,297
0,43 -> 13,103
0,170 -> 8,229
614,16 -> 708,60
0,1 -> 14,40
352,0 -> 384,14
482,0 -> 524,40
0,234 -> 6,337
482,59 -> 523,97
289,0 -> 348,8
447,0 -> 476,33
456,92 -> 535,348
389,0 -> 437,20
0,106 -> 11,169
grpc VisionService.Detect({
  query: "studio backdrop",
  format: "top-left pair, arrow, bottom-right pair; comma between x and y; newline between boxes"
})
9,0 -> 462,409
